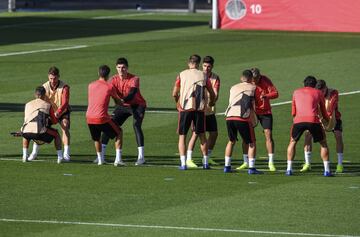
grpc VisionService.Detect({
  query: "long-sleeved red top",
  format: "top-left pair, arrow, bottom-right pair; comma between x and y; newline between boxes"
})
292,87 -> 329,124
56,85 -> 70,116
325,89 -> 341,120
49,107 -> 58,125
254,75 -> 279,115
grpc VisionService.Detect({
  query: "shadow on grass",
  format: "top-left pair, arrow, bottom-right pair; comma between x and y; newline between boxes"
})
0,16 -> 206,46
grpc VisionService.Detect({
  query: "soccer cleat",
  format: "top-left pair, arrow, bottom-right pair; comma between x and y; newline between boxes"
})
179,165 -> 187,170
285,170 -> 293,176
203,164 -> 211,170
57,157 -> 62,164
236,162 -> 248,170
248,168 -> 263,175
208,158 -> 219,166
63,154 -> 71,162
114,160 -> 126,167
268,162 -> 277,172
336,164 -> 344,173
186,159 -> 198,168
22,156 -> 27,163
93,158 -> 99,163
300,163 -> 311,172
135,158 -> 145,166
323,171 -> 333,177
27,153 -> 37,161
224,166 -> 232,173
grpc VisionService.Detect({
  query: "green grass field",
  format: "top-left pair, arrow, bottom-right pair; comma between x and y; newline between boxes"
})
0,10 -> 360,237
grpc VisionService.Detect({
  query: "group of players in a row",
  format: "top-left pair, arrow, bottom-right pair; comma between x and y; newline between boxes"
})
19,55 -> 344,176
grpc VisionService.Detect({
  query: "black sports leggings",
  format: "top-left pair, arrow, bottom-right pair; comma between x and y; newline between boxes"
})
101,105 -> 145,146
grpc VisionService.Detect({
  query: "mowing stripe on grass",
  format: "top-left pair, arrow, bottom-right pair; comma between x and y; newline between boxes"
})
0,218 -> 358,237
0,45 -> 88,57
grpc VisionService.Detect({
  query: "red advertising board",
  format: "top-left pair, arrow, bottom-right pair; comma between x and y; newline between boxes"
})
218,0 -> 360,32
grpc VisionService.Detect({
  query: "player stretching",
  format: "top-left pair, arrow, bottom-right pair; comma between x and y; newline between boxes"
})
172,54 -> 215,170
28,67 -> 71,162
302,79 -> 344,173
21,86 -> 63,163
224,70 -> 261,174
286,76 -> 331,176
237,68 -> 279,171
86,65 -> 123,166
186,56 -> 220,168
100,58 -> 147,166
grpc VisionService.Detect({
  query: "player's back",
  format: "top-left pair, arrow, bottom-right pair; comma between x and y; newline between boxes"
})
292,87 -> 322,123
86,80 -> 113,124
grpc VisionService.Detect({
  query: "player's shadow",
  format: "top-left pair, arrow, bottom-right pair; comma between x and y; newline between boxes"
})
0,16 -> 207,46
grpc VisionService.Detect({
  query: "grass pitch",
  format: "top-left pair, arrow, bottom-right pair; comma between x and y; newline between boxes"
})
0,10 -> 360,237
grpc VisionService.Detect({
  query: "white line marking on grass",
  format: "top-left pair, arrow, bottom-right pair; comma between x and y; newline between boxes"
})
92,12 -> 155,19
0,218 -> 358,237
0,45 -> 88,57
0,158 -> 44,162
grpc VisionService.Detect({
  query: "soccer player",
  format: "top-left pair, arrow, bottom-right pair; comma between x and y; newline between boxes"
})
224,70 -> 261,174
286,76 -> 331,176
186,56 -> 220,168
237,68 -> 279,171
172,54 -> 215,170
28,66 -> 71,162
302,79 -> 344,173
86,65 -> 123,166
21,86 -> 63,163
101,58 -> 147,166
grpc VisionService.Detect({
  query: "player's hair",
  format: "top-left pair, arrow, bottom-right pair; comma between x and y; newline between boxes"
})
116,57 -> 129,67
98,65 -> 111,78
304,76 -> 317,88
203,56 -> 214,66
251,67 -> 260,78
242,69 -> 253,81
315,79 -> 327,90
188,54 -> 201,65
48,66 -> 60,76
35,86 -> 46,97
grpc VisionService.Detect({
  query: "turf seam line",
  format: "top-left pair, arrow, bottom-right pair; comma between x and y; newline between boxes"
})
0,218 -> 358,237
0,45 -> 88,57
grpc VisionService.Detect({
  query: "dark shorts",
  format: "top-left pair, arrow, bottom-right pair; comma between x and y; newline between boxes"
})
88,120 -> 120,141
257,114 -> 273,130
112,105 -> 145,126
178,111 -> 205,135
226,120 -> 255,144
291,122 -> 325,143
333,119 -> 342,132
205,114 -> 218,132
22,128 -> 59,144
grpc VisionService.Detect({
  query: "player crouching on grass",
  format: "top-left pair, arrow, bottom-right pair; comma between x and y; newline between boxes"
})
86,65 -> 123,166
224,70 -> 262,174
302,79 -> 344,173
21,86 -> 63,163
286,76 -> 332,176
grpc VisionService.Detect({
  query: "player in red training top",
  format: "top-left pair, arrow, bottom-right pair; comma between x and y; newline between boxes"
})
302,79 -> 344,173
172,54 -> 215,170
86,65 -> 123,166
286,76 -> 331,177
186,56 -> 220,168
237,68 -> 279,172
100,58 -> 147,166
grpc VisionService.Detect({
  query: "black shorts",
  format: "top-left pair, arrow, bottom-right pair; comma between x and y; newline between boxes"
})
22,128 -> 59,144
88,120 -> 120,141
291,122 -> 325,143
112,105 -> 145,126
205,114 -> 218,132
226,120 -> 255,144
178,111 -> 205,135
333,119 -> 342,132
257,114 -> 273,130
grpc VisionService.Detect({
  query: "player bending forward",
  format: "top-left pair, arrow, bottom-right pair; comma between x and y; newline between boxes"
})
286,76 -> 331,176
21,86 -> 63,163
86,65 -> 123,166
224,70 -> 262,174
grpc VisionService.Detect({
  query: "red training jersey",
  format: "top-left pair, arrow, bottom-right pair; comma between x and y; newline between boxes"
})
292,87 -> 329,124
86,80 -> 119,124
110,73 -> 147,107
254,75 -> 279,115
326,89 -> 341,120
